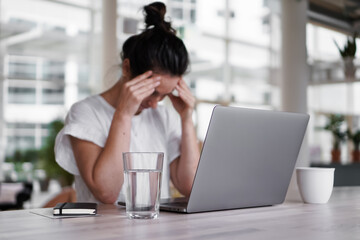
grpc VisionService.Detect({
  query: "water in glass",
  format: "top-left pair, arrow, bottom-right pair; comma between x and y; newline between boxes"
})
124,169 -> 162,219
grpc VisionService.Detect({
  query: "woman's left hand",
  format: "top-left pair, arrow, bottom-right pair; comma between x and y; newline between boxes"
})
168,78 -> 195,121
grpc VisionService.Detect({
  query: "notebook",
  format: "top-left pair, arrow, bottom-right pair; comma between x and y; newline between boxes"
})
119,106 -> 309,213
53,202 -> 97,216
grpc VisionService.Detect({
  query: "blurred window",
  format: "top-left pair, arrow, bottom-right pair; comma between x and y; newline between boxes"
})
8,87 -> 36,104
42,61 -> 65,82
8,62 -> 36,80
42,88 -> 64,104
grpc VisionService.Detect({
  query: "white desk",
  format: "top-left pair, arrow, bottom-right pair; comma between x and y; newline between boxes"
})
1,187 -> 360,240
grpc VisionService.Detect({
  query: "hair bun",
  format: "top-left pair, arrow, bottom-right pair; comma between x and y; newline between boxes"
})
143,2 -> 175,33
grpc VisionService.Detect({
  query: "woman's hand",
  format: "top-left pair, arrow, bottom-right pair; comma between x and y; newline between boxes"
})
169,78 -> 195,121
116,71 -> 160,117
169,78 -> 200,197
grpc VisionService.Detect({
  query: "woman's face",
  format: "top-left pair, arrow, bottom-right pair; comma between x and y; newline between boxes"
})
136,73 -> 181,114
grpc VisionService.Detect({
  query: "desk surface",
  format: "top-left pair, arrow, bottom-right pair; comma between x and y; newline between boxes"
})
1,187 -> 360,240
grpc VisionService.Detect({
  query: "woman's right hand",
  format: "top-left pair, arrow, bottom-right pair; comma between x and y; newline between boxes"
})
116,71 -> 160,117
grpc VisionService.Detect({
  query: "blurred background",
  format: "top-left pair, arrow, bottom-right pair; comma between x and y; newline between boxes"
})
1,0 -> 360,209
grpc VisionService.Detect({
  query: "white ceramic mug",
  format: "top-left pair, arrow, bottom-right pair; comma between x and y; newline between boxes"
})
296,167 -> 335,204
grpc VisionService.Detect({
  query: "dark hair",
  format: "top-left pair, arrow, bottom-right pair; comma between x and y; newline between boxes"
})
121,2 -> 189,77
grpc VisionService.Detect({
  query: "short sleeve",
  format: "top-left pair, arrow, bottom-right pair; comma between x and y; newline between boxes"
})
55,100 -> 107,175
165,107 -> 182,163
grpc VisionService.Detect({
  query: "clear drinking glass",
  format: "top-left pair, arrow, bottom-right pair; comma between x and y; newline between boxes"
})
123,152 -> 164,219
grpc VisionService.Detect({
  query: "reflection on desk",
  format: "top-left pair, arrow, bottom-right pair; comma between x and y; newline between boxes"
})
0,187 -> 360,240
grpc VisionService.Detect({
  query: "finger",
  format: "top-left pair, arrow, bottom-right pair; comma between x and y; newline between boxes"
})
131,76 -> 161,91
176,89 -> 191,105
177,81 -> 192,96
177,81 -> 194,97
180,93 -> 194,107
134,81 -> 160,95
137,87 -> 157,100
127,70 -> 153,86
177,87 -> 195,106
176,85 -> 193,100
178,78 -> 190,89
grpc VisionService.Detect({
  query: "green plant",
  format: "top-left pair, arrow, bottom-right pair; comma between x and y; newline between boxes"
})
38,120 -> 73,187
5,150 -> 24,173
324,114 -> 346,150
5,149 -> 39,163
347,129 -> 360,151
5,148 -> 40,176
334,32 -> 357,58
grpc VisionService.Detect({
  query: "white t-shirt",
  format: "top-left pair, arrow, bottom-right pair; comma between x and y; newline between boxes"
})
55,95 -> 181,203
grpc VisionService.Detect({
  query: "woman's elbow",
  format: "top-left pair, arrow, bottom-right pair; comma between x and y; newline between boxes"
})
93,184 -> 123,204
179,182 -> 193,197
95,191 -> 119,204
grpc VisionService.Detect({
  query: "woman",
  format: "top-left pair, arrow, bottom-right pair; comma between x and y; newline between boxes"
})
55,2 -> 200,204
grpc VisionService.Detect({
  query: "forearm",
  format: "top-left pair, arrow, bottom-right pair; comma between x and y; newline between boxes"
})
75,71 -> 159,203
91,111 -> 132,202
176,117 -> 200,195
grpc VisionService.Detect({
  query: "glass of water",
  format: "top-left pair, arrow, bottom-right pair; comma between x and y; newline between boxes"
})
123,152 -> 164,219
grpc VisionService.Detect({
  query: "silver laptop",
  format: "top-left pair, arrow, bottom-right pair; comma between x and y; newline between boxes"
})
120,105 -> 309,213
